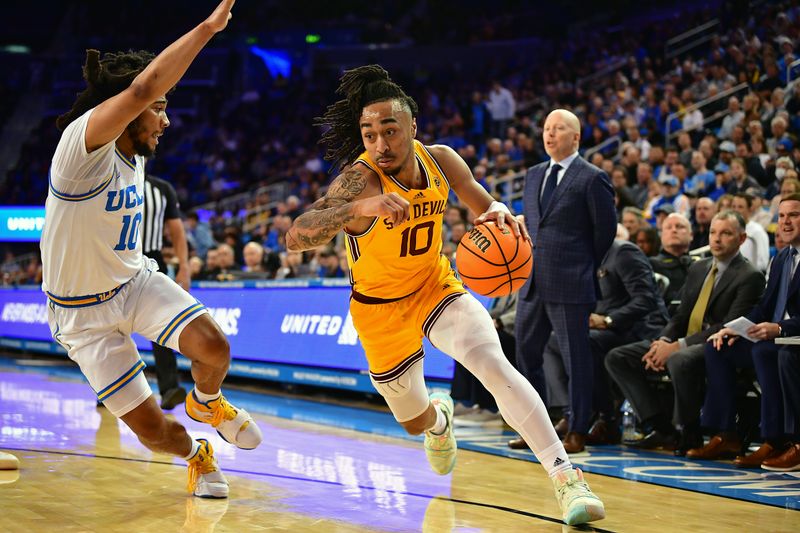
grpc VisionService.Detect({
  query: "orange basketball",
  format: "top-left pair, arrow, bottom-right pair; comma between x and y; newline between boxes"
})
456,221 -> 533,297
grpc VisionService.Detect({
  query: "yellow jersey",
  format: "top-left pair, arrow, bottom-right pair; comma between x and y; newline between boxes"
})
346,140 -> 451,300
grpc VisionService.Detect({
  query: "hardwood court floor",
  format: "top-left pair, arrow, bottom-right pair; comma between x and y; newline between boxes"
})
0,367 -> 798,532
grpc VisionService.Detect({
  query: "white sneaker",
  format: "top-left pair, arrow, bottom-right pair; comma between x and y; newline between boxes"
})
552,468 -> 605,525
185,391 -> 263,450
187,438 -> 229,499
452,402 -> 477,417
424,393 -> 457,475
453,408 -> 505,427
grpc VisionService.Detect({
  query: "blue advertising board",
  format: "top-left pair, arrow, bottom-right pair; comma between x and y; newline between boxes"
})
0,206 -> 46,242
0,282 -> 491,387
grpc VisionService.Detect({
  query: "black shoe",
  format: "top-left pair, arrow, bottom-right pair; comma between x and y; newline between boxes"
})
508,436 -> 528,450
160,387 -> 187,410
674,430 -> 704,457
626,429 -> 677,450
96,400 -> 104,408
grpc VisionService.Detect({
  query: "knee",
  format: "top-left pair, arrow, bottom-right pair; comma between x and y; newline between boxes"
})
195,324 -> 230,367
604,348 -> 623,372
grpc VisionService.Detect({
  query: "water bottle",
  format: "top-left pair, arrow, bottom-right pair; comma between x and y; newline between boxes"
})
620,400 -> 636,442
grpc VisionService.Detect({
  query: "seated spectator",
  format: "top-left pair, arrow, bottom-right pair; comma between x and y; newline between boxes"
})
688,194 -> 800,467
185,212 -> 215,260
541,239 -> 668,448
646,176 -> 690,224
448,220 -> 468,247
634,227 -> 660,257
198,247 -> 220,281
317,247 -> 344,278
276,250 -> 314,279
717,193 -> 735,212
630,163 -> 653,208
238,241 -> 279,279
611,166 -> 636,210
691,197 -> 716,250
655,148 -> 679,182
188,256 -> 204,279
726,158 -> 764,196
621,207 -> 647,241
733,193 -> 770,272
650,213 -> 694,306
264,214 -> 292,253
606,211 -> 764,455
213,243 -> 240,280
766,156 -> 797,200
718,96 -> 745,140
684,151 -> 715,196
705,167 -> 731,201
767,177 -> 800,227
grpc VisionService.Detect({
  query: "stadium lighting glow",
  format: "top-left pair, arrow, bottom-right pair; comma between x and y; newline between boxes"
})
249,46 -> 291,79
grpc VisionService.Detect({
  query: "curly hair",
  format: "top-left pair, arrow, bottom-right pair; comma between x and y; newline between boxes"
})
314,64 -> 418,172
56,49 -> 156,131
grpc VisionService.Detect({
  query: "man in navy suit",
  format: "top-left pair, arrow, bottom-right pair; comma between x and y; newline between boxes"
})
689,193 -> 800,468
509,109 -> 617,453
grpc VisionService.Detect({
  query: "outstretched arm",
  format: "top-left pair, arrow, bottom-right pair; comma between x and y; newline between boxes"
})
285,166 -> 409,251
85,0 -> 235,151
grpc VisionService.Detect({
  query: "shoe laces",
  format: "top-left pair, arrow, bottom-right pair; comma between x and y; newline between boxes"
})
555,470 -> 592,502
187,441 -> 217,493
209,396 -> 237,428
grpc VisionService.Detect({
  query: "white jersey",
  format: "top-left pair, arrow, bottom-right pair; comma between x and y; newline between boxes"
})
41,108 -> 145,299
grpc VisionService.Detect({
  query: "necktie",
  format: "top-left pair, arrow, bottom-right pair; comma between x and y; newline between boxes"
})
772,248 -> 798,323
687,263 -> 718,336
540,164 -> 562,211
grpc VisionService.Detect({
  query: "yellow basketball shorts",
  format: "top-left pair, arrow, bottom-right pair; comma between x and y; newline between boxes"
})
350,262 -> 466,378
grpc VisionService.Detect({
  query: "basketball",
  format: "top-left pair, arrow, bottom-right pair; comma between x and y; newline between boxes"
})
456,221 -> 533,297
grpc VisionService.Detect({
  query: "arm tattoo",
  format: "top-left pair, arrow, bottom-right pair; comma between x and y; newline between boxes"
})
286,168 -> 368,250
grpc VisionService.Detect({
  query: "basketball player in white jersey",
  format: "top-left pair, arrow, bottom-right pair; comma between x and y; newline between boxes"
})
41,0 -> 261,498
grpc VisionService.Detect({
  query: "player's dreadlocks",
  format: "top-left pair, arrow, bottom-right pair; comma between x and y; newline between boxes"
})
314,64 -> 418,172
56,49 -> 156,131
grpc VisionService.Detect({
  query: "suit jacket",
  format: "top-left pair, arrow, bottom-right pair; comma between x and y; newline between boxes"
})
520,156 -> 617,304
596,240 -> 668,340
661,253 -> 765,345
748,246 -> 800,336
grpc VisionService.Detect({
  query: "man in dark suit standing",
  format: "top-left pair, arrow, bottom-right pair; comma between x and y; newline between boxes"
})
689,194 -> 800,467
538,238 -> 669,445
606,211 -> 765,455
511,109 -> 617,453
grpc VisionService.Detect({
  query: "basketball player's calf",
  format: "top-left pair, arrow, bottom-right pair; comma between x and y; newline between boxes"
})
180,315 -> 263,450
121,395 -> 228,498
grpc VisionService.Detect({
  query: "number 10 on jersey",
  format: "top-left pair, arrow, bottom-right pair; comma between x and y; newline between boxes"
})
399,221 -> 435,257
114,213 -> 142,251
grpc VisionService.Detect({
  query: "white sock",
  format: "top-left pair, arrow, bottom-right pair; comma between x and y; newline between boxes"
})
182,438 -> 201,462
193,387 -> 221,403
535,439 -> 573,478
427,403 -> 448,435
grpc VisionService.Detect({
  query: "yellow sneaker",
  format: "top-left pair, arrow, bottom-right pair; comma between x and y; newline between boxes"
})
424,392 -> 457,475
185,390 -> 263,449
187,438 -> 228,499
552,468 -> 605,525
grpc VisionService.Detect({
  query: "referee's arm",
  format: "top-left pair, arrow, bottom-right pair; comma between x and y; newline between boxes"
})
166,217 -> 191,290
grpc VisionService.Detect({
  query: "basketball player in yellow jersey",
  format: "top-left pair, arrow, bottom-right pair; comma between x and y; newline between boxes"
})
286,65 -> 605,526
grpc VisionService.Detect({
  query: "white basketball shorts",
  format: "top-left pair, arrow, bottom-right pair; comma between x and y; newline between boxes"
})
46,259 -> 208,417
